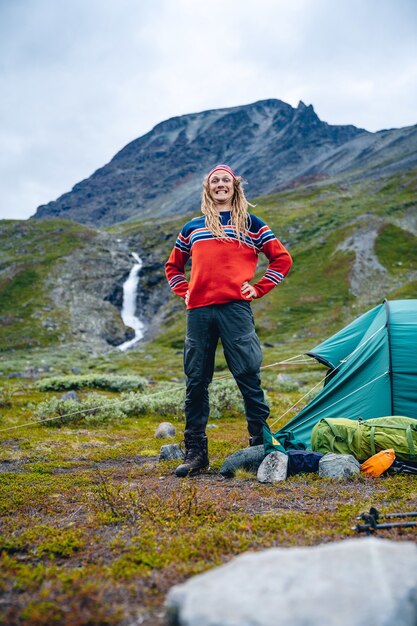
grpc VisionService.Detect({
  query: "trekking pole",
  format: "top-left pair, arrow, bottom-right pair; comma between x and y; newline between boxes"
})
355,506 -> 417,522
353,508 -> 417,533
353,520 -> 417,534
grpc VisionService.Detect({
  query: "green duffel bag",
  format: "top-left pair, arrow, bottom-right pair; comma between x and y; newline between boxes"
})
311,416 -> 417,462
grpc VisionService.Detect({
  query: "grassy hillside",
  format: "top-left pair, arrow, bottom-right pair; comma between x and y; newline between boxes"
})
0,220 -> 96,352
250,169 -> 417,340
0,168 -> 415,373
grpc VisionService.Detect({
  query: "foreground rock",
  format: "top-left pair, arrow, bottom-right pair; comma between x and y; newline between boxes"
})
257,451 -> 288,482
319,452 -> 360,478
159,444 -> 184,461
165,538 -> 417,626
154,422 -> 176,438
219,445 -> 265,478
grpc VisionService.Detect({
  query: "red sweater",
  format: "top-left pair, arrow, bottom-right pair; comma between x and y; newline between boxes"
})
165,211 -> 292,309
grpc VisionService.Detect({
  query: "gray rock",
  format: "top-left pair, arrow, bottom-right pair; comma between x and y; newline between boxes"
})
257,451 -> 288,483
159,444 -> 184,462
61,390 -> 79,402
219,445 -> 265,478
319,452 -> 360,478
154,422 -> 176,438
165,538 -> 417,626
7,371 -> 25,379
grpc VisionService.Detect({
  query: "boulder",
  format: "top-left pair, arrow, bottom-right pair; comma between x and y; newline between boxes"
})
159,444 -> 184,461
154,422 -> 176,438
257,451 -> 288,482
165,538 -> 417,626
219,445 -> 265,478
319,452 -> 360,478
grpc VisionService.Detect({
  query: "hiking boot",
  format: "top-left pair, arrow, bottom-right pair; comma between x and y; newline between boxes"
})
175,433 -> 209,477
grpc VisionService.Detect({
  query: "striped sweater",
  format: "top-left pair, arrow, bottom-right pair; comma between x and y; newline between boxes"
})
165,211 -> 292,309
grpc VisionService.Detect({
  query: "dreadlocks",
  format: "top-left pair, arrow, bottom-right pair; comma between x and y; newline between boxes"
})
201,175 -> 254,246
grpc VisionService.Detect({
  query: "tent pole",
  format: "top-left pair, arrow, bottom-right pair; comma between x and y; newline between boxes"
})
384,299 -> 395,415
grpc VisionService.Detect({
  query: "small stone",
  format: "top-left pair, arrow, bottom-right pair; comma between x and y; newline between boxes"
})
8,372 -> 24,379
257,451 -> 288,483
61,390 -> 79,402
220,445 -> 265,478
159,444 -> 184,462
154,422 -> 176,438
319,452 -> 360,479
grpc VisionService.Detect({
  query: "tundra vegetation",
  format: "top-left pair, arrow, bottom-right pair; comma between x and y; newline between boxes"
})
0,170 -> 416,625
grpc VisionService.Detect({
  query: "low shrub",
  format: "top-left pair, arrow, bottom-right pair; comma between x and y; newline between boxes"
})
33,379 -> 247,427
0,386 -> 18,408
34,394 -> 126,427
120,386 -> 185,419
36,374 -> 148,393
210,379 -> 246,418
120,378 -> 245,420
274,375 -> 301,392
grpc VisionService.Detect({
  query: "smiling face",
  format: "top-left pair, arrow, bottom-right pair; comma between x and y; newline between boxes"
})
208,169 -> 235,210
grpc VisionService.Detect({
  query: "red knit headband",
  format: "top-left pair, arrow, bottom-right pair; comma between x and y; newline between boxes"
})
207,164 -> 237,180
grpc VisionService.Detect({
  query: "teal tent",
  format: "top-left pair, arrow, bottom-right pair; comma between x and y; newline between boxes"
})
276,299 -> 417,449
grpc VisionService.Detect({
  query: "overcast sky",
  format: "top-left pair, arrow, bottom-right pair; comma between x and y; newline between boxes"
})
1,0 -> 416,220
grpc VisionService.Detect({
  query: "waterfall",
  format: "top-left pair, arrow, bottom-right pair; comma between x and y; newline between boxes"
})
118,252 -> 145,351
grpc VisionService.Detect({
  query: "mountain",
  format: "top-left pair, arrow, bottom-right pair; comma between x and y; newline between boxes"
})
3,99 -> 416,359
300,123 -> 417,184
33,99 -> 369,227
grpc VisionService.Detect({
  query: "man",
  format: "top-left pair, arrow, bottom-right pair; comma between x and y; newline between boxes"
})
165,164 -> 292,476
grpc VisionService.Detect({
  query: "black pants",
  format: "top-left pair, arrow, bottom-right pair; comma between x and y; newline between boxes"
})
183,301 -> 270,437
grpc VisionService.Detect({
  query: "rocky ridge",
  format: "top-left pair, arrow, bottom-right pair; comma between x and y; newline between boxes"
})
33,99 -> 368,227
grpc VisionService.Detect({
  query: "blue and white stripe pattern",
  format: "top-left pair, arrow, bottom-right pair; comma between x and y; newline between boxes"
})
174,213 -> 278,253
264,268 -> 285,284
168,273 -> 188,290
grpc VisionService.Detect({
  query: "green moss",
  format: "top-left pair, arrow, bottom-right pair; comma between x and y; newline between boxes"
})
375,223 -> 417,272
387,280 -> 417,299
1,525 -> 85,559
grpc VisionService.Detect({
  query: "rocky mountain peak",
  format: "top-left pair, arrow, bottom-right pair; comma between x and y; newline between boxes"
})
32,98 -> 379,228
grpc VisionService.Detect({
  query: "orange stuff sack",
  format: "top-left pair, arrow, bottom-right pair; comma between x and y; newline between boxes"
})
360,449 -> 396,477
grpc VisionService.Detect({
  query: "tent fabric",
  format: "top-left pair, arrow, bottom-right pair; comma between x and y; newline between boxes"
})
275,300 -> 417,449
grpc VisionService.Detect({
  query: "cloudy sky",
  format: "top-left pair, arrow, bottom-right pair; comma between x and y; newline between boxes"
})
1,0 -> 416,220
